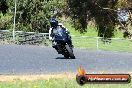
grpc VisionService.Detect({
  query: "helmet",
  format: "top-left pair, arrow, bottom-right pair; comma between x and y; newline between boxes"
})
50,18 -> 58,28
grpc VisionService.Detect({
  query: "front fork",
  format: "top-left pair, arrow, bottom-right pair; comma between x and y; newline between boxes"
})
52,41 -> 63,54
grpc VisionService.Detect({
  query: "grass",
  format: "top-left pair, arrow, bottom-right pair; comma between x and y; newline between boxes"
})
72,37 -> 98,50
0,78 -> 132,88
99,39 -> 132,52
0,74 -> 131,88
62,20 -> 132,52
63,20 -> 124,38
63,21 -> 98,37
72,37 -> 132,52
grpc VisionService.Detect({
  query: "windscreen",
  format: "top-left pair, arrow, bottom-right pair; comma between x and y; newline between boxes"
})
54,28 -> 68,41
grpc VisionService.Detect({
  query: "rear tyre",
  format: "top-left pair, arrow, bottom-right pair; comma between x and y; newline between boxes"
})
65,44 -> 75,59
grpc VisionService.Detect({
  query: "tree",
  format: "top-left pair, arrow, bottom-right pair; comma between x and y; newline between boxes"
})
67,0 -> 132,38
0,0 -> 8,15
1,0 -> 131,37
0,0 -> 65,32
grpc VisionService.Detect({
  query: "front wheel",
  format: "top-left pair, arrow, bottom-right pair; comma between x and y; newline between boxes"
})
64,54 -> 69,58
65,44 -> 75,59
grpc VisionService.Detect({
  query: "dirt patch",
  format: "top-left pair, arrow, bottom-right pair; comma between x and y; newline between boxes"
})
0,73 -> 131,82
0,73 -> 75,82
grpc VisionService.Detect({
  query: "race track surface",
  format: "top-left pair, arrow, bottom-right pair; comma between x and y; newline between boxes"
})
0,44 -> 132,75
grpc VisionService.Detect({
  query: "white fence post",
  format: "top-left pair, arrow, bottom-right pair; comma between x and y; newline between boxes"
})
96,37 -> 99,50
13,0 -> 17,40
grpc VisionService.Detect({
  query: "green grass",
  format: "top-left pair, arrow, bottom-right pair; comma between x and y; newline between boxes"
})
63,20 -> 123,38
63,21 -> 98,37
72,37 -> 98,50
0,78 -> 131,88
99,39 -> 132,52
72,37 -> 132,52
61,20 -> 132,52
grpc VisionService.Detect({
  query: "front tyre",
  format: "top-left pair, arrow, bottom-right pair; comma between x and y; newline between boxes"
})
64,54 -> 69,58
65,44 -> 75,59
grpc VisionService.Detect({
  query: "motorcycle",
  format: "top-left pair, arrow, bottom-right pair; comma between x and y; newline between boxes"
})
52,28 -> 75,59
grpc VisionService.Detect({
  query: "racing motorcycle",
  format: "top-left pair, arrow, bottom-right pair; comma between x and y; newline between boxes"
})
52,28 -> 75,59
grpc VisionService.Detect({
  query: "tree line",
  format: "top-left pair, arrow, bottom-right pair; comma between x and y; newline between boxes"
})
0,0 -> 65,32
0,0 -> 132,38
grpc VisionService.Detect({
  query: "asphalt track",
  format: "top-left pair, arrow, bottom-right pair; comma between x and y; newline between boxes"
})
0,44 -> 132,75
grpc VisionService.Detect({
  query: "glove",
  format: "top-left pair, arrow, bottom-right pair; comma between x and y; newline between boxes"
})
49,37 -> 53,41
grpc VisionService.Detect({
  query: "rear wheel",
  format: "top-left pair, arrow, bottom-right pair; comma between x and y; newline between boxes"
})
65,44 -> 75,59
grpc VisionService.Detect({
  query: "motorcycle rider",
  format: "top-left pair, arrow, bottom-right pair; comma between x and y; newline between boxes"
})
49,18 -> 73,49
49,17 -> 58,41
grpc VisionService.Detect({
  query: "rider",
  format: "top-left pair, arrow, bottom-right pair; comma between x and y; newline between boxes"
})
49,16 -> 58,40
49,17 -> 73,47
